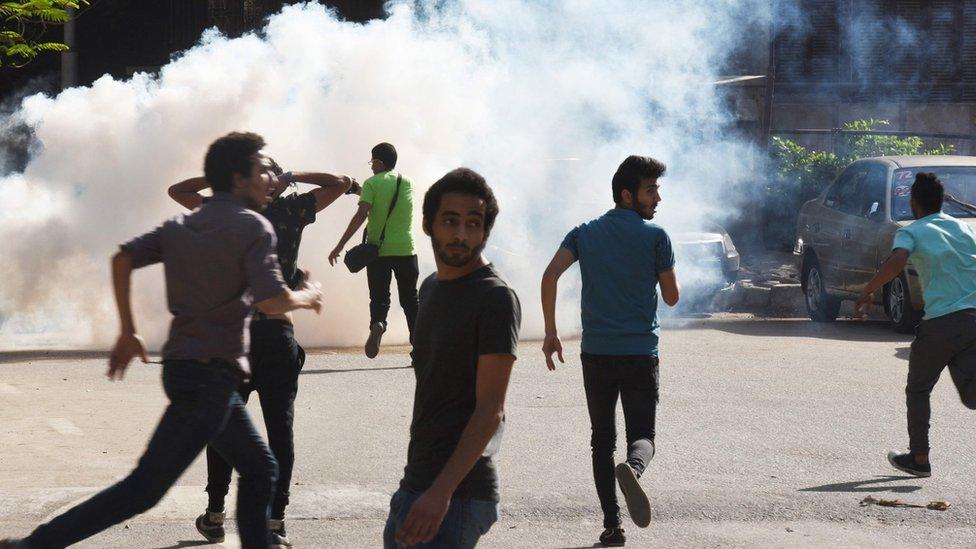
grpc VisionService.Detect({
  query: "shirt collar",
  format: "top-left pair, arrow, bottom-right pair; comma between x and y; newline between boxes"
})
210,192 -> 247,206
606,207 -> 643,221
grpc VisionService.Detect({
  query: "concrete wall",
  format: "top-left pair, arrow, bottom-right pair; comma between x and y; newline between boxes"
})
771,102 -> 976,155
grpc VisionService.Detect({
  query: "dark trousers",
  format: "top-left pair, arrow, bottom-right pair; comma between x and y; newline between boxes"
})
366,255 -> 419,336
906,308 -> 976,453
25,361 -> 277,549
581,353 -> 659,529
206,320 -> 305,520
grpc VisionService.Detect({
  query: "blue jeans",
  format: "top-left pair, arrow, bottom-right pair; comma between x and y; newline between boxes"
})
23,360 -> 278,549
382,487 -> 498,548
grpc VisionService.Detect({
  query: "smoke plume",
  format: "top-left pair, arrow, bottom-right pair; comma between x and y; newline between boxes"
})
0,0 -> 771,350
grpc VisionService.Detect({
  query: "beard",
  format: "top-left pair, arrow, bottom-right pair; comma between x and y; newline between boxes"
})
633,197 -> 657,220
432,235 -> 486,267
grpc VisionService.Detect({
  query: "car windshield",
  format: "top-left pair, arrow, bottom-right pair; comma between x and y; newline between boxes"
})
891,167 -> 976,221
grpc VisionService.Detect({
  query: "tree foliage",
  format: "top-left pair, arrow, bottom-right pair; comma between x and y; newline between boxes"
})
769,118 -> 954,205
1,0 -> 87,69
762,119 -> 956,249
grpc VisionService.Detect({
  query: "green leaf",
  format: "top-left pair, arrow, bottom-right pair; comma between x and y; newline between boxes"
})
5,42 -> 36,58
34,40 -> 67,51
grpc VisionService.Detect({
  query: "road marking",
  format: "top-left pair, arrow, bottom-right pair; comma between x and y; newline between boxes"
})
0,383 -> 20,394
47,418 -> 83,435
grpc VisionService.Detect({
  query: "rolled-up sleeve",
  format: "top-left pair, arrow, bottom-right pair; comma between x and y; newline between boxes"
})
120,225 -> 164,268
244,223 -> 287,303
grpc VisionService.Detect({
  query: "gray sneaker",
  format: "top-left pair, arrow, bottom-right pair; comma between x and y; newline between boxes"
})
194,510 -> 225,543
268,519 -> 292,547
615,462 -> 651,528
365,321 -> 386,359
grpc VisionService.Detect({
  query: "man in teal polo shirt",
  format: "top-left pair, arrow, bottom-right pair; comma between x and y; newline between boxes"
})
856,172 -> 976,478
540,155 -> 680,547
330,142 -> 418,359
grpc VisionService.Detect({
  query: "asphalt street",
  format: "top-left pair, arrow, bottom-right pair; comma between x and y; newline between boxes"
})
2,314 -> 975,548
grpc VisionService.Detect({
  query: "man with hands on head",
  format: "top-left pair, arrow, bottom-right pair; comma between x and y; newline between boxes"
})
383,168 -> 521,549
169,157 -> 356,547
1,132 -> 322,549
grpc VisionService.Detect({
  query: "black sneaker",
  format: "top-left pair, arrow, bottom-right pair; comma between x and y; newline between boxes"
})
887,451 -> 931,477
194,510 -> 225,543
365,321 -> 386,359
1,539 -> 28,549
268,519 -> 292,547
615,463 -> 651,528
599,527 -> 626,547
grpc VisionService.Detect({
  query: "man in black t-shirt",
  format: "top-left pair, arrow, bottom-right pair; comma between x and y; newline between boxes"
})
383,168 -> 521,549
168,157 -> 358,547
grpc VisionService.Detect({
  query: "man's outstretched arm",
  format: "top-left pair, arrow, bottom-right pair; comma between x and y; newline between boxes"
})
395,353 -> 515,546
855,248 -> 910,316
107,250 -> 149,381
167,177 -> 208,210
328,202 -> 371,265
541,247 -> 576,371
254,278 -> 324,315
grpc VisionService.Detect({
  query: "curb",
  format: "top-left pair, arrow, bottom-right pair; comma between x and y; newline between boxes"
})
728,281 -> 805,316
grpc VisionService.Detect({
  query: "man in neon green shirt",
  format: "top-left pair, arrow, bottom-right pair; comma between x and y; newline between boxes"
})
856,172 -> 976,478
330,143 -> 418,359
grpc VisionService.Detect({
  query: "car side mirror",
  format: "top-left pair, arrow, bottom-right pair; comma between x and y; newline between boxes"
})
868,201 -> 882,221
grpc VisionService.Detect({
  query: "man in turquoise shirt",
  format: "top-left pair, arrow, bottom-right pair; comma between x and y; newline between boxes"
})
856,172 -> 976,478
541,155 -> 680,547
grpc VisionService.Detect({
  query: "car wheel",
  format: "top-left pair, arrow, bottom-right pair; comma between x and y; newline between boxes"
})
804,258 -> 840,322
886,273 -> 921,334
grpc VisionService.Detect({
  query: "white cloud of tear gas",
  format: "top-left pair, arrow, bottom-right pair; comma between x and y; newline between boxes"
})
0,0 -> 772,351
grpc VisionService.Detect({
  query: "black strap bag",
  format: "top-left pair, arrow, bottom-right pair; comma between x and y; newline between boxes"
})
344,174 -> 402,273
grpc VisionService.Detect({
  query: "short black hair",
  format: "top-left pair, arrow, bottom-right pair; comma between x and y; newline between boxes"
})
912,172 -> 944,213
611,155 -> 666,204
204,132 -> 265,192
423,168 -> 499,234
371,142 -> 397,170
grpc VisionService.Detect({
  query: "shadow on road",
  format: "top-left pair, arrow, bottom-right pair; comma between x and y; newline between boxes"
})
895,346 -> 911,360
153,541 -> 211,549
301,365 -> 412,375
0,350 -> 109,364
799,475 -> 921,493
702,319 -> 913,343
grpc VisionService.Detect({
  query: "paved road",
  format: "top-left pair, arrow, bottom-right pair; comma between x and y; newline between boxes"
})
2,315 -> 975,548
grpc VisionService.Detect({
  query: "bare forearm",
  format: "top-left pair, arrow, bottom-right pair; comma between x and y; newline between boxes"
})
292,172 -> 346,189
111,252 -> 136,333
865,258 -> 906,295
257,287 -> 318,315
541,273 -> 559,335
168,177 -> 208,209
337,211 -> 368,248
429,409 -> 504,496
